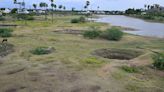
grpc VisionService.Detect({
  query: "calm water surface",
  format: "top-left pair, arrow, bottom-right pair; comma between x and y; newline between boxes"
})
95,15 -> 164,38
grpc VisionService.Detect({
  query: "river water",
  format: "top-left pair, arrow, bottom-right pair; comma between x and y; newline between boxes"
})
94,15 -> 164,38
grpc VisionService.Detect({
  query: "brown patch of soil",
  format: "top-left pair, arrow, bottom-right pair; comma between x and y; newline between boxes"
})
92,48 -> 143,60
70,85 -> 101,92
54,29 -> 83,35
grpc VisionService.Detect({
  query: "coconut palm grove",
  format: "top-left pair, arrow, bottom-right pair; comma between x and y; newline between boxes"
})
0,0 -> 164,92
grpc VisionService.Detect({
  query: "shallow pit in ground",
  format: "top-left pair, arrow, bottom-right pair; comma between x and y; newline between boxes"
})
54,29 -> 83,35
92,48 -> 143,60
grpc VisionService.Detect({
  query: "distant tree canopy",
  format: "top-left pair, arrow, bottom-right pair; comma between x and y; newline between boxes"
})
0,8 -> 5,10
11,8 -> 18,14
125,8 -> 142,14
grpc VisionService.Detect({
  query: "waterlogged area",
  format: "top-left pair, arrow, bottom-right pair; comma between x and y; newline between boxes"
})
95,15 -> 164,38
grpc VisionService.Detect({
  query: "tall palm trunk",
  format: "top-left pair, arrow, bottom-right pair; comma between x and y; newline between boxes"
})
45,7 -> 47,20
51,6 -> 54,23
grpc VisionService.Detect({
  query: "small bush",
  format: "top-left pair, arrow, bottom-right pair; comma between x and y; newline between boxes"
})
79,16 -> 86,23
83,31 -> 100,39
31,47 -> 54,55
0,16 -> 5,21
0,28 -> 13,37
83,26 -> 101,39
152,53 -> 164,70
14,14 -> 34,20
71,18 -> 79,23
101,27 -> 123,41
71,16 -> 86,23
121,65 -> 139,73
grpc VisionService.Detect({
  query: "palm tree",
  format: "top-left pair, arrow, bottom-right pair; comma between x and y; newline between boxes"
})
13,0 -> 17,4
63,6 -> 66,11
59,5 -> 63,11
154,4 -> 160,12
86,1 -> 90,6
13,0 -> 25,13
72,7 -> 75,11
84,5 -> 87,11
147,5 -> 150,10
86,1 -> 90,10
51,3 -> 57,10
33,4 -> 37,14
33,4 -> 37,9
33,4 -> 37,10
84,1 -> 90,12
51,3 -> 56,22
144,4 -> 147,10
97,6 -> 100,14
40,2 -> 48,20
150,5 -> 154,9
50,0 -> 55,23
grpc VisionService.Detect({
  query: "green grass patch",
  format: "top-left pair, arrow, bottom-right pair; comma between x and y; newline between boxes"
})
121,65 -> 140,73
31,47 -> 55,55
152,52 -> 164,70
71,16 -> 86,23
80,57 -> 105,67
0,28 -> 13,37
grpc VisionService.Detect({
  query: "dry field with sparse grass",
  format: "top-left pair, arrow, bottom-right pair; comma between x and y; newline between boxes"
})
0,15 -> 164,92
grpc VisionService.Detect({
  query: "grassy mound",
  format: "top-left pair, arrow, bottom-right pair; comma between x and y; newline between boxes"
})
71,16 -> 86,23
101,27 -> 123,41
83,26 -> 101,39
152,52 -> 164,70
31,47 -> 55,55
121,65 -> 140,73
92,48 -> 143,60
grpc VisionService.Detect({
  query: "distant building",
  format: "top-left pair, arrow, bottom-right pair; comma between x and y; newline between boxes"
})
1,8 -> 11,13
17,9 -> 29,14
78,11 -> 91,15
37,9 -> 45,14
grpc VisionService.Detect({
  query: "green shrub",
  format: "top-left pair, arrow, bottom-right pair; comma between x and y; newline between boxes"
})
0,28 -> 13,37
26,16 -> 34,20
71,16 -> 86,23
31,47 -> 52,55
71,18 -> 79,23
11,8 -> 17,14
15,14 -> 34,20
0,16 -> 5,21
83,31 -> 100,39
79,16 -> 86,23
121,65 -> 139,73
152,53 -> 164,70
83,26 -> 101,39
101,27 -> 123,41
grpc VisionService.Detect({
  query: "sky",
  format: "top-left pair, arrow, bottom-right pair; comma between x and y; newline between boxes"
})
0,0 -> 164,10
